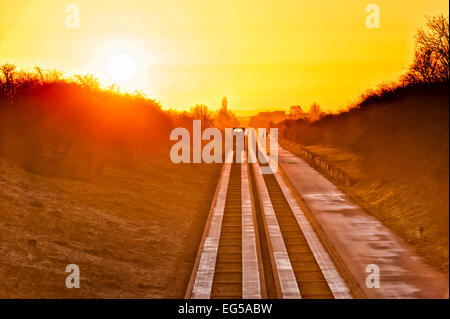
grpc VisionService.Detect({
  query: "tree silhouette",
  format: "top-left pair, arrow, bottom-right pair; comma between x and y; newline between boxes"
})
190,104 -> 213,131
309,103 -> 322,121
404,15 -> 449,84
289,105 -> 304,119
221,96 -> 228,111
0,63 -> 16,100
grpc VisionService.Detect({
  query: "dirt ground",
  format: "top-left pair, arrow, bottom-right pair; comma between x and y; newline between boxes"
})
0,154 -> 220,298
280,139 -> 449,277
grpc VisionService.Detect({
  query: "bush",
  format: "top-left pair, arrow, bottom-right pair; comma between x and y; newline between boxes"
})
0,65 -> 174,177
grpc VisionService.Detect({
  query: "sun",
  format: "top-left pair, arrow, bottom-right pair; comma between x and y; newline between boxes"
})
107,53 -> 137,81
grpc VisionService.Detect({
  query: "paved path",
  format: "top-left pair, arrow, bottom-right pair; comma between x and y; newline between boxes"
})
278,146 -> 449,299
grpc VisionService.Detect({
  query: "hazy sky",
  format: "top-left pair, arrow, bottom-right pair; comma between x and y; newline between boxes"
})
0,0 -> 448,115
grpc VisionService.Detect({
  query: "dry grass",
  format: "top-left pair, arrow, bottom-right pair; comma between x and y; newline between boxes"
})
0,153 -> 220,298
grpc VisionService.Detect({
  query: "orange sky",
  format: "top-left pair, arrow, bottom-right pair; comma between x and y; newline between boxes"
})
0,0 -> 448,115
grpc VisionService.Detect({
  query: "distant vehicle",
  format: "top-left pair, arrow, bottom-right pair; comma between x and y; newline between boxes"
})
232,127 -> 245,135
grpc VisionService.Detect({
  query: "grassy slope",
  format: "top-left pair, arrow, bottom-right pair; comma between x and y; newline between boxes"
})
278,83 -> 449,276
0,153 -> 220,298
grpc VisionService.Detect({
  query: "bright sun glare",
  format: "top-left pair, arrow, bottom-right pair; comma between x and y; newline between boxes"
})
107,53 -> 137,81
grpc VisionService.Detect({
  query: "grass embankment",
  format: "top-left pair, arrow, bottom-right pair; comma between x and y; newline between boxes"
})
0,153 -> 220,298
279,83 -> 449,276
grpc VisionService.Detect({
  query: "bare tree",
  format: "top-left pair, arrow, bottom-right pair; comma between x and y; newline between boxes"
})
190,104 -> 213,131
214,96 -> 239,130
288,105 -> 304,119
0,63 -> 17,99
309,102 -> 322,121
416,15 -> 449,72
405,15 -> 449,83
221,96 -> 228,111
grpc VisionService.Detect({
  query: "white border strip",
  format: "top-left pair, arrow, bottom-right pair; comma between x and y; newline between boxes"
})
274,170 -> 352,299
252,159 -> 302,299
191,151 -> 234,299
261,137 -> 352,299
241,151 -> 262,299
